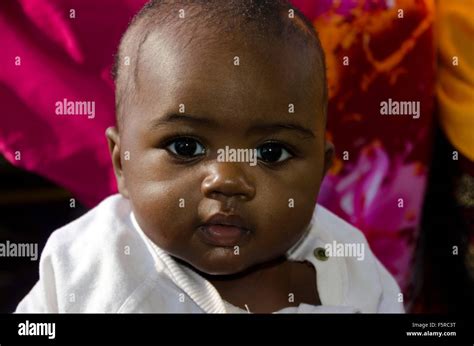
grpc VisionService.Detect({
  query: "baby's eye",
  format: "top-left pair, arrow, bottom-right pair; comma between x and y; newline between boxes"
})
166,137 -> 205,158
257,142 -> 293,163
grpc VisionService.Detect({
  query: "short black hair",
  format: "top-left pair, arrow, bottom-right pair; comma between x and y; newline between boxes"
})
113,0 -> 327,129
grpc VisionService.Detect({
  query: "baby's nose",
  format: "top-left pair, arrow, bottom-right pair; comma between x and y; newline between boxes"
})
201,162 -> 256,202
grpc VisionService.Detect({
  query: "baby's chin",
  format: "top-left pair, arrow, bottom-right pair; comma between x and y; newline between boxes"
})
177,246 -> 261,276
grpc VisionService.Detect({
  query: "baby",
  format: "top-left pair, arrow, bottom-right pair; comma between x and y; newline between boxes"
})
16,0 -> 403,313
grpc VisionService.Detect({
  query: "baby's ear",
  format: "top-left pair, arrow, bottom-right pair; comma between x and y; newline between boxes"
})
105,127 -> 129,198
323,140 -> 335,176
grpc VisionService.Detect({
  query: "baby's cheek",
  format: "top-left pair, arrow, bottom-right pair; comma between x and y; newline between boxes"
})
254,181 -> 316,249
129,173 -> 201,249
262,169 -> 317,212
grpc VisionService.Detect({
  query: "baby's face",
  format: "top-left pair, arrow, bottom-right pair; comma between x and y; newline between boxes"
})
109,30 -> 332,275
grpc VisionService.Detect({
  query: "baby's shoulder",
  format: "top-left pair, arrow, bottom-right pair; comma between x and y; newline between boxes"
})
312,204 -> 404,312
313,204 -> 369,245
45,194 -> 139,258
38,194 -> 158,311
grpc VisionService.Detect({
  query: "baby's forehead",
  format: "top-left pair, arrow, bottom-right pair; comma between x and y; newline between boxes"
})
136,26 -> 321,99
131,35 -> 323,127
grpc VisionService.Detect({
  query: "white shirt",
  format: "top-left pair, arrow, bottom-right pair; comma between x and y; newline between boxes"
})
15,194 -> 404,313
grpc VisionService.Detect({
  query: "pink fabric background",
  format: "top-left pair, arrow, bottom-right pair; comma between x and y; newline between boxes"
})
0,0 -> 435,299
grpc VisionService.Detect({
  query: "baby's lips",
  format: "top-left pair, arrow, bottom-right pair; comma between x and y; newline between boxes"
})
202,213 -> 253,232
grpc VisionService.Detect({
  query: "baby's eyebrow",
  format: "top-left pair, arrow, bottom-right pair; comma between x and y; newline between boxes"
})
248,122 -> 315,139
149,113 -> 315,139
149,113 -> 218,129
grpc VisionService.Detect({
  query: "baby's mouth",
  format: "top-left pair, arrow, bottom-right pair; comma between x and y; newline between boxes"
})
197,213 -> 252,247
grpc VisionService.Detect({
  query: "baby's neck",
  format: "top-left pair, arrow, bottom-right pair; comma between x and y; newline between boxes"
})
202,257 -> 320,313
